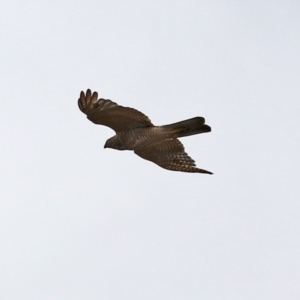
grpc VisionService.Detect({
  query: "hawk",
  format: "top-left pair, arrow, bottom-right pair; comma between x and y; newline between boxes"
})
78,89 -> 212,174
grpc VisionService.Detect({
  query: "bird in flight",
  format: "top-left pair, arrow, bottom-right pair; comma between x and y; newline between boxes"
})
78,89 -> 212,174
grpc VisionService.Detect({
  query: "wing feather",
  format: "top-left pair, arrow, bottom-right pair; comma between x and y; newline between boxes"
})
78,89 -> 153,132
134,139 -> 213,174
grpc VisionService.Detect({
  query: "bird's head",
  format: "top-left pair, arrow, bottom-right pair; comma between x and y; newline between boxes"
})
104,135 -> 126,150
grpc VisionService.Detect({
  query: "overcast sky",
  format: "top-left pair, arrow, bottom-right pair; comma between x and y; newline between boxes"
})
1,1 -> 300,299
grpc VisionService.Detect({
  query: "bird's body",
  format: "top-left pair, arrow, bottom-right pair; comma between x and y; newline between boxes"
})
108,127 -> 163,150
78,89 -> 212,174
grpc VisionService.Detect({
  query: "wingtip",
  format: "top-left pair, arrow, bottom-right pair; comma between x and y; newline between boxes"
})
202,170 -> 213,175
78,89 -> 95,113
194,167 -> 213,174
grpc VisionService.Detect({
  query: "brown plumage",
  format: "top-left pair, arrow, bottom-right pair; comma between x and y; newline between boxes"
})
78,89 -> 212,174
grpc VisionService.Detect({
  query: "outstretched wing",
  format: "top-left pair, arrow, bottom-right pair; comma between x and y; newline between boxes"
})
134,139 -> 213,174
78,89 -> 153,132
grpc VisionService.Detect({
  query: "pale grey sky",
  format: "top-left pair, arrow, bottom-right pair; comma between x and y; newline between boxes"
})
1,1 -> 300,299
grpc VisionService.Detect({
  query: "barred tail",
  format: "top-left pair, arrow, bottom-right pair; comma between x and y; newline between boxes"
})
161,117 -> 211,138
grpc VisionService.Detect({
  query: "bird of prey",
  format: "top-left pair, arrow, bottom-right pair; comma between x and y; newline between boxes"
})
78,89 -> 212,174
